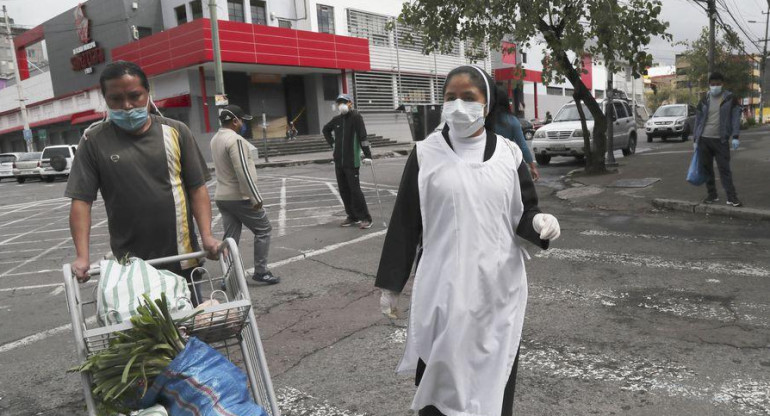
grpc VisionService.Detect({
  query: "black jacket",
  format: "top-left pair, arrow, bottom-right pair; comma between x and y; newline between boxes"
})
375,127 -> 549,293
322,110 -> 372,169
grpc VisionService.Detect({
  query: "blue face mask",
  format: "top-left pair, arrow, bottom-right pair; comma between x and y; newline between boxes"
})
709,86 -> 722,96
239,121 -> 248,136
109,106 -> 149,132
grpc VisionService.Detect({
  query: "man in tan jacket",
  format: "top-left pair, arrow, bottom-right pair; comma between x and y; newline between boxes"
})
210,105 -> 279,284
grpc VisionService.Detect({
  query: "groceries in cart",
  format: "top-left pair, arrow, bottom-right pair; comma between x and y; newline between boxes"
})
72,293 -> 267,416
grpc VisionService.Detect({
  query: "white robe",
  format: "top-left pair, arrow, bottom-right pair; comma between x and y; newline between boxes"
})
397,131 -> 528,416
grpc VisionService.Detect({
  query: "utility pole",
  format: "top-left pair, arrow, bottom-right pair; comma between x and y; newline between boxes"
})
208,0 -> 225,98
759,5 -> 770,126
708,0 -> 716,75
3,6 -> 32,152
606,68 -> 617,167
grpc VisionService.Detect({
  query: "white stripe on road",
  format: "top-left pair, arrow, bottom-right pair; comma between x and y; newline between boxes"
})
326,182 -> 345,206
0,316 -> 98,354
0,269 -> 59,278
580,230 -> 754,246
48,285 -> 65,296
277,387 -> 366,416
0,202 -> 70,229
278,178 -> 287,237
0,283 -> 63,293
536,248 -> 770,278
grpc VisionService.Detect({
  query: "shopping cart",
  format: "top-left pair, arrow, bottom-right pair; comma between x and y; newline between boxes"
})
63,238 -> 281,416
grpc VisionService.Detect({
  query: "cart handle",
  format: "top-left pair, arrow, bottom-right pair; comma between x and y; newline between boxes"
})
79,240 -> 233,277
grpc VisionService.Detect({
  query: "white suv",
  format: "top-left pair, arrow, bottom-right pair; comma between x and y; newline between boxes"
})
530,100 -> 638,165
39,145 -> 78,182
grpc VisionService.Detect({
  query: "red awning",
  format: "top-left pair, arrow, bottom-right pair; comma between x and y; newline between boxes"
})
154,94 -> 191,108
71,110 -> 105,125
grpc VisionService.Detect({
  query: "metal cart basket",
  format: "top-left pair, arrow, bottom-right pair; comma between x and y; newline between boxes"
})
63,238 -> 280,416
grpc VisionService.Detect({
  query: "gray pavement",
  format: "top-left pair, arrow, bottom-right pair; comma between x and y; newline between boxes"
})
0,150 -> 768,415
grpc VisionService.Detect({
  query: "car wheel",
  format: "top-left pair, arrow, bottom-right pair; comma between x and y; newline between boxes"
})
43,176 -> 55,183
16,177 -> 25,184
535,154 -> 551,166
622,134 -> 636,157
681,128 -> 689,142
524,131 -> 534,141
647,135 -> 653,143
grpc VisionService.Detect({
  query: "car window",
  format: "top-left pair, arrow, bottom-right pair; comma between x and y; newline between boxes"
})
554,104 -> 594,122
42,147 -> 71,159
653,106 -> 687,117
71,146 -> 77,155
0,155 -> 15,163
19,152 -> 42,161
613,102 -> 627,119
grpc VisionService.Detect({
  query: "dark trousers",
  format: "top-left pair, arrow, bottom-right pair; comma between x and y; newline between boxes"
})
698,137 -> 737,200
216,200 -> 273,276
335,166 -> 371,222
417,349 -> 521,416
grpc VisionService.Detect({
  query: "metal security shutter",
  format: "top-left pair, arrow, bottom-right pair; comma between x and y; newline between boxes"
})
354,72 -> 396,112
347,9 -> 390,47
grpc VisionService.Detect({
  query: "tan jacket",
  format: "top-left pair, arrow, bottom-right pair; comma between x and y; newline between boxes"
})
210,128 -> 262,205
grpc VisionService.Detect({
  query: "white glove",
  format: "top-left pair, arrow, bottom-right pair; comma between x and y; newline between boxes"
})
379,289 -> 399,319
363,158 -> 372,165
532,213 -> 561,241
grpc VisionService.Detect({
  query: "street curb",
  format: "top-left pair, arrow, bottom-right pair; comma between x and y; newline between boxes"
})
253,149 -> 411,169
652,198 -> 770,221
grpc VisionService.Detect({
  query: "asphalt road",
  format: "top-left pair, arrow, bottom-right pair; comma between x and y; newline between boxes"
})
0,138 -> 768,415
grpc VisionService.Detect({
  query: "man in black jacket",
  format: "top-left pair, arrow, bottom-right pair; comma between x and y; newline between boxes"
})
322,94 -> 373,229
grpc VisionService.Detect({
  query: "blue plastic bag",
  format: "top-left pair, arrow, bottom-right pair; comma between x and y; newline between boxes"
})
686,150 -> 706,186
140,337 -> 267,416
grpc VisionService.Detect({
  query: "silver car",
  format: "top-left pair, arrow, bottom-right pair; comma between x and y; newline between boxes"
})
645,104 -> 696,142
0,152 -> 23,182
11,152 -> 43,184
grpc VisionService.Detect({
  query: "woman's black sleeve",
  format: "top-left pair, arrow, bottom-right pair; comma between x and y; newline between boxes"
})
375,149 -> 422,293
516,160 -> 549,249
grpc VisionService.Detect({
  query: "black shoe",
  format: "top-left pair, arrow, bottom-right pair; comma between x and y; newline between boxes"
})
252,272 -> 280,284
726,198 -> 743,207
703,195 -> 719,204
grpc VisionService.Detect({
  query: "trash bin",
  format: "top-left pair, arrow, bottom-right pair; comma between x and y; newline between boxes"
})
401,104 -> 443,141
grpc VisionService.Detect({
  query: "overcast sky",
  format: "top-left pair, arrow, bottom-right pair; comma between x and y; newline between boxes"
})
5,0 -> 766,67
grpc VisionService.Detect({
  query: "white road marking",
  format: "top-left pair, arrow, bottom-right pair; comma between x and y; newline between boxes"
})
0,202 -> 70,229
0,316 -> 97,354
1,234 -> 109,247
278,178 -> 287,237
325,182 -> 345,206
580,229 -> 754,246
48,286 -> 65,296
0,269 -> 59,278
277,386 -> 366,416
536,248 -> 770,278
389,190 -> 398,196
0,283 -> 63,293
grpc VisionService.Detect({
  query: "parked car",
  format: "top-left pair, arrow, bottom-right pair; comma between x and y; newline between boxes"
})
530,100 -> 638,165
518,118 -> 536,140
12,152 -> 43,183
39,145 -> 78,182
0,152 -> 23,182
645,104 -> 696,142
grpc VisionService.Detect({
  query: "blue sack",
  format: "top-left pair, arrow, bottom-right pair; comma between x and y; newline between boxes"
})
140,337 -> 267,416
686,150 -> 706,186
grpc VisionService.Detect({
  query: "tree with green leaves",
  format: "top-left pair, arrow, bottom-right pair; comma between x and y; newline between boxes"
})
396,0 -> 670,173
681,28 -> 753,100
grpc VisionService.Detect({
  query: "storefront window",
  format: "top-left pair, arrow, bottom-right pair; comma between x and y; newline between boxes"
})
227,0 -> 245,23
251,1 -> 267,25
278,19 -> 292,28
317,4 -> 335,34
190,0 -> 203,20
175,5 -> 187,25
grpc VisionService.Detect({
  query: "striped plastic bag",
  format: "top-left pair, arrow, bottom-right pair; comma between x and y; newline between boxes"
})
96,258 -> 192,326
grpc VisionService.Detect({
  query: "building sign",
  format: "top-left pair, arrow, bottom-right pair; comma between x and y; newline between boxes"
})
70,4 -> 105,74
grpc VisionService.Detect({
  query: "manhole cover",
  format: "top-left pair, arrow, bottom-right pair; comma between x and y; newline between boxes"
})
608,178 -> 661,188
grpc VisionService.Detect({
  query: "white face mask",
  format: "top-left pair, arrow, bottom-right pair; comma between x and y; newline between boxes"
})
442,99 -> 485,137
709,85 -> 722,95
338,103 -> 350,114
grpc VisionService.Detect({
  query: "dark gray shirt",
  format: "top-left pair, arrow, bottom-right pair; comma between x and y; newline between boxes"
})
65,115 -> 210,272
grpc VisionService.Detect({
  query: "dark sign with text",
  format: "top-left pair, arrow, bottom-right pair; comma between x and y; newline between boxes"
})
71,42 -> 105,72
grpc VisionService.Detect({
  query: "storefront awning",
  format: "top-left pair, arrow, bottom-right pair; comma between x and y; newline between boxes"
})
154,94 -> 191,108
71,110 -> 105,125
112,19 -> 370,77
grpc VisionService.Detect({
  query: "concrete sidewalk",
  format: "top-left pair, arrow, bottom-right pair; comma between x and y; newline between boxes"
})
561,124 -> 770,221
207,144 -> 414,171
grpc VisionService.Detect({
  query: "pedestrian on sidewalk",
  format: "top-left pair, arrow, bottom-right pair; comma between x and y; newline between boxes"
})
493,86 -> 540,181
66,61 -> 220,304
322,94 -> 374,229
693,72 -> 742,207
210,105 -> 280,285
375,65 -> 561,416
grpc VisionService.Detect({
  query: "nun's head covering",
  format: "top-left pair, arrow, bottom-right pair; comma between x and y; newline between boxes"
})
442,65 -> 497,129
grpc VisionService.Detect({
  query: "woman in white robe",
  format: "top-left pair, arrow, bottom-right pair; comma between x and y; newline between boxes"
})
375,65 -> 561,416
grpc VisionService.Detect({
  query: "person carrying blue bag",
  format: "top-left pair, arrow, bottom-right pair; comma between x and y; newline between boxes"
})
692,72 -> 742,207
